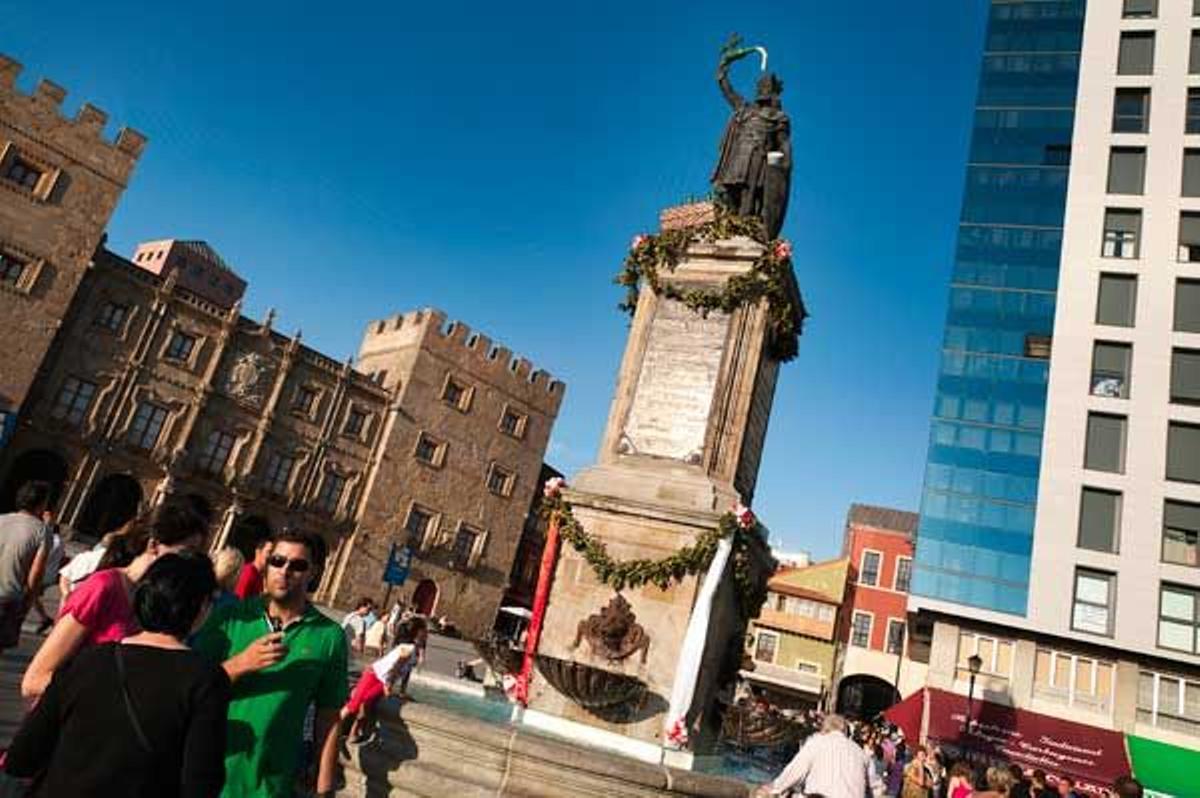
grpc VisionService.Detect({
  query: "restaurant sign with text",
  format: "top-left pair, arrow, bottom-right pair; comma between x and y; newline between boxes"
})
925,688 -> 1130,796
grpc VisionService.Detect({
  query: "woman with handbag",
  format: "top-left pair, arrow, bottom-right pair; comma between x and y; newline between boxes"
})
4,552 -> 230,797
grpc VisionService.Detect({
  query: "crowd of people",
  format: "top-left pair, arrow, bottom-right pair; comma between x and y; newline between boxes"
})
0,480 -> 431,797
753,711 -> 1147,798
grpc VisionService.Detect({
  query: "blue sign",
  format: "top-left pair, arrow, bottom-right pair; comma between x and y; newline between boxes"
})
383,543 -> 412,586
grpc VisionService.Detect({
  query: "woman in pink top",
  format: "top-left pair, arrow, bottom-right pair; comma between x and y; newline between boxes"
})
21,502 -> 206,704
948,762 -> 975,798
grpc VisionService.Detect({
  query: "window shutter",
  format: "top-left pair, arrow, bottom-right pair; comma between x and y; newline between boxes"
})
1097,274 -> 1136,326
1166,500 -> 1200,535
1177,280 -> 1200,333
1123,0 -> 1156,16
1086,413 -> 1126,473
1182,215 -> 1200,250
1192,31 -> 1200,74
1093,342 -> 1131,376
1119,32 -> 1155,75
1107,209 -> 1141,233
1079,488 -> 1120,553
1108,148 -> 1146,195
1167,422 -> 1200,483
1172,349 -> 1200,404
1185,152 -> 1200,198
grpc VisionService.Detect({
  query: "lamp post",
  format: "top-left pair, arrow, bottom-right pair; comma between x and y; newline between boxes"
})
963,653 -> 983,734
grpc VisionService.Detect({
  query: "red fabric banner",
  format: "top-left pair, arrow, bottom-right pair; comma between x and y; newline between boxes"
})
924,688 -> 1130,796
513,515 -> 560,705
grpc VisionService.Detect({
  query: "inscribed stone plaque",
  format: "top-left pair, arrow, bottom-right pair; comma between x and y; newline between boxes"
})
621,299 -> 729,462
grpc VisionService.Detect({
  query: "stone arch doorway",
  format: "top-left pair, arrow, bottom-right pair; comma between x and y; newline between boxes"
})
77,474 -> 143,539
229,515 -> 273,561
836,674 -> 900,720
412,578 -> 438,616
0,449 -> 69,512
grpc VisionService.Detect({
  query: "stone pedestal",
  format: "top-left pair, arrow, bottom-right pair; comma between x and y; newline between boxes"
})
527,205 -> 798,759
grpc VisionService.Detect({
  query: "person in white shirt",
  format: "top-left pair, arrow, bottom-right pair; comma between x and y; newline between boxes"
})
55,531 -> 119,600
339,617 -> 427,742
755,713 -> 883,798
340,597 -> 375,653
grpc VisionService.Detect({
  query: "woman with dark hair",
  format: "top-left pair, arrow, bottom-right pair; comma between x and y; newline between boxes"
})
5,552 -> 230,796
21,501 -> 207,703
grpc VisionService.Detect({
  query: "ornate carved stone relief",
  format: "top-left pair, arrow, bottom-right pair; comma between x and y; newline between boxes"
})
570,594 -> 650,664
225,352 -> 272,406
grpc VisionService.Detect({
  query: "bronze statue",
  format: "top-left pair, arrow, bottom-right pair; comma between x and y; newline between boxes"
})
711,35 -> 792,239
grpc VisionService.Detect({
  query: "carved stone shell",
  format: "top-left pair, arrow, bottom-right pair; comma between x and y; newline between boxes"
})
534,654 -> 647,711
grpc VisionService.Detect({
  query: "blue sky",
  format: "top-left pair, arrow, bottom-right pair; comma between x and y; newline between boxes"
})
4,1 -> 989,558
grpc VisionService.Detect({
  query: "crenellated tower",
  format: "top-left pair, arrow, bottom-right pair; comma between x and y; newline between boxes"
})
0,53 -> 146,432
327,307 -> 564,639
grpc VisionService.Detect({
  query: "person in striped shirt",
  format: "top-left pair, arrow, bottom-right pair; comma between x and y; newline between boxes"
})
755,713 -> 883,798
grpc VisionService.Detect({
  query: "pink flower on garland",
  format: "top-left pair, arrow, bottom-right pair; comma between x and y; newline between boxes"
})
543,476 -> 566,499
733,502 -> 756,530
665,717 -> 689,748
631,234 -> 648,251
773,240 -> 793,260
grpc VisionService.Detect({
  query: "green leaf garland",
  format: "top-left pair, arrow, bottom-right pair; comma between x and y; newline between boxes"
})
543,492 -> 769,622
616,205 -> 805,362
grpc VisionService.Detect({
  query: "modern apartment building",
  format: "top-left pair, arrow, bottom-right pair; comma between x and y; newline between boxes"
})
908,0 -> 1200,785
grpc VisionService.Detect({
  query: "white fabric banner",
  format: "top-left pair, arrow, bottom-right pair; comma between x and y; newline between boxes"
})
662,535 -> 734,749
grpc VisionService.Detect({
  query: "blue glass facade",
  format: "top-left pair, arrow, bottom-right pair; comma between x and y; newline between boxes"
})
911,0 -> 1086,616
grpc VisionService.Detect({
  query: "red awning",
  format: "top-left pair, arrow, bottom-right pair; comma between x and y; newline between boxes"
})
923,688 -> 1130,796
882,688 -> 924,743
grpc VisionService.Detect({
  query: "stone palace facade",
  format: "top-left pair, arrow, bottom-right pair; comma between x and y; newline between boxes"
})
0,54 -> 564,637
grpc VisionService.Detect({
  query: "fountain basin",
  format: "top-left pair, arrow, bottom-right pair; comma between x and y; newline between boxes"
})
339,691 -> 753,797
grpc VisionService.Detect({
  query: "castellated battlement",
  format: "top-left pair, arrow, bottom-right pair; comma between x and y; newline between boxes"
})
359,307 -> 564,413
0,53 -> 147,183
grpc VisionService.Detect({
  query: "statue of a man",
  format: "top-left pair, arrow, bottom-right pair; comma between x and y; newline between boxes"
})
711,42 -> 792,240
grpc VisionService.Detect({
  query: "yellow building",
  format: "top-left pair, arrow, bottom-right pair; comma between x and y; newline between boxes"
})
743,557 -> 850,708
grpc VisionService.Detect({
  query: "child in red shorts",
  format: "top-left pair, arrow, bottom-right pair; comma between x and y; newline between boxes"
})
341,617 -> 427,742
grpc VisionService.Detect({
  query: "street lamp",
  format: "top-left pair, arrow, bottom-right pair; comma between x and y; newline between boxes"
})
963,653 -> 983,734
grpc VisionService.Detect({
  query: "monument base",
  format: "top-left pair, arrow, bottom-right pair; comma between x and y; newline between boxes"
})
527,483 -> 773,757
339,697 -> 751,797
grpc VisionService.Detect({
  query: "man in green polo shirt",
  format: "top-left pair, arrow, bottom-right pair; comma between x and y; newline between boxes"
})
195,530 -> 348,797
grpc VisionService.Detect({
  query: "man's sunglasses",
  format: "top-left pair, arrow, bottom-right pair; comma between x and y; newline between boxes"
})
267,554 -> 311,574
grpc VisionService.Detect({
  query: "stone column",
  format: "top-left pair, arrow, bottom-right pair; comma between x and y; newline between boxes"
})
1111,659 -> 1140,733
211,498 -> 242,553
151,473 -> 176,508
59,452 -> 98,534
1010,638 -> 1037,710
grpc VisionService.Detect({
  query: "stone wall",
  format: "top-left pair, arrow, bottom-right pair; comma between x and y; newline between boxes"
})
0,248 -> 392,577
339,698 -> 751,797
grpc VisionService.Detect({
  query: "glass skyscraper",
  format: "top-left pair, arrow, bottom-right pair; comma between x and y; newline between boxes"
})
911,0 -> 1086,615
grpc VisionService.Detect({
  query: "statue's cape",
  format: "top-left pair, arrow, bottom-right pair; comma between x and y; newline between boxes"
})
711,105 -> 789,183
712,114 -> 740,183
